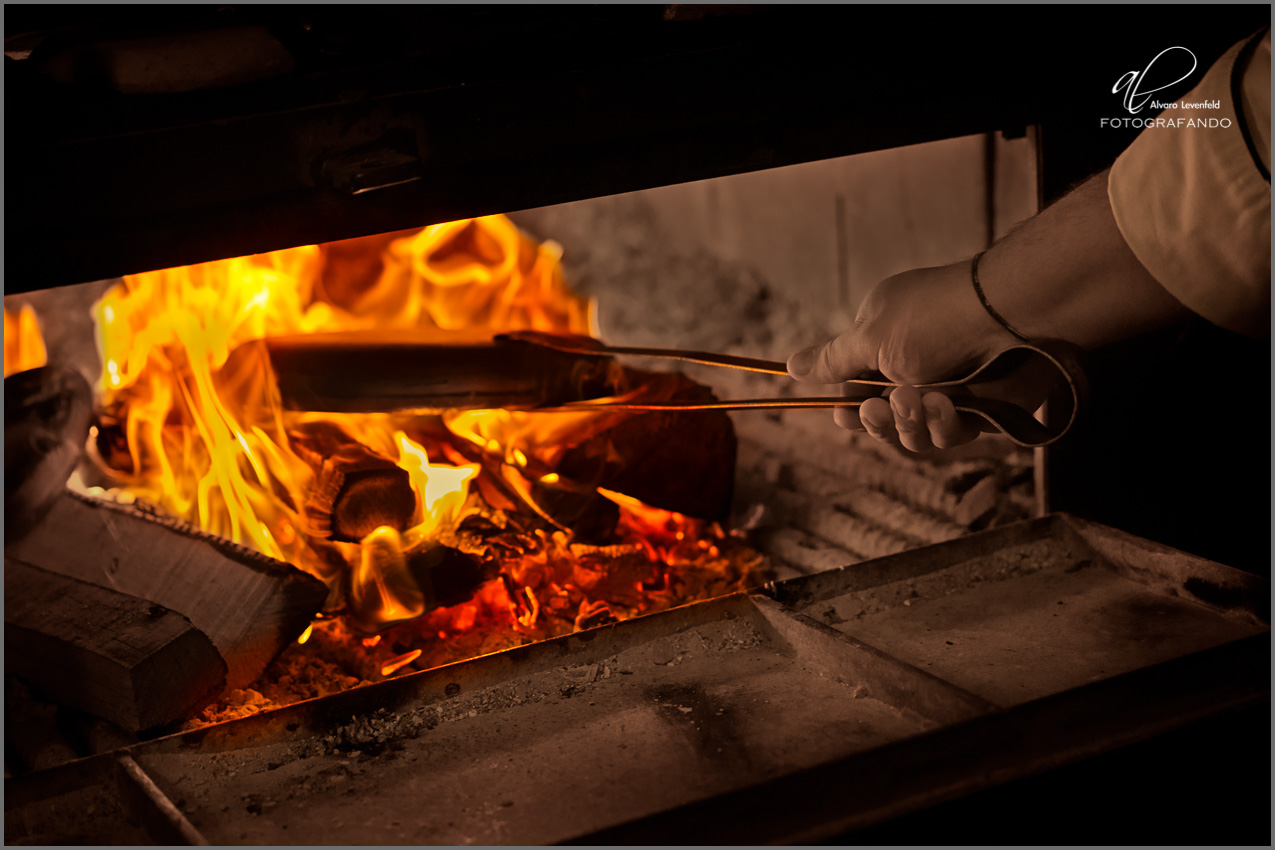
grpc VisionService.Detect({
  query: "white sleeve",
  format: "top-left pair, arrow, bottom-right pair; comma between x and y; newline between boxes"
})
1108,29 -> 1271,339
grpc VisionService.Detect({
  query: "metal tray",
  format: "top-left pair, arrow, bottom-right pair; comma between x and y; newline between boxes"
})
5,514 -> 1268,845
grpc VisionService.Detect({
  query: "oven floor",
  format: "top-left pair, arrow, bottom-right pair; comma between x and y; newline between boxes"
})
136,608 -> 940,845
802,536 -> 1266,707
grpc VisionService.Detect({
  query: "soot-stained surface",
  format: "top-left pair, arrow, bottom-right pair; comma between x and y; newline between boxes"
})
805,538 -> 1266,707
134,608 -> 937,845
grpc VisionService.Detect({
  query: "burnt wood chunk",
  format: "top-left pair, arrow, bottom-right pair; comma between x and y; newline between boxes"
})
288,421 -> 416,542
524,476 -> 620,544
409,544 -> 499,611
4,490 -> 328,689
427,433 -> 620,543
4,558 -> 228,732
225,329 -> 615,413
4,365 -> 93,543
554,371 -> 737,520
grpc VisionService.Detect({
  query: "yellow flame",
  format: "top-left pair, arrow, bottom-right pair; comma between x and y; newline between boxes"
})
88,215 -> 595,630
395,432 -> 478,527
4,304 -> 48,377
349,525 -> 425,630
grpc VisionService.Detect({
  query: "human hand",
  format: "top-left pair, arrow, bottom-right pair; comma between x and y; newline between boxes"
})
786,260 -> 1029,453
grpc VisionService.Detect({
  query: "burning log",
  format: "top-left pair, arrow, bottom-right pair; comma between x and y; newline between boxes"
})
4,364 -> 93,541
515,471 -> 620,543
228,329 -> 617,413
338,531 -> 499,635
5,490 -> 328,689
552,371 -> 737,520
288,421 -> 417,542
4,558 -> 227,732
408,416 -> 621,543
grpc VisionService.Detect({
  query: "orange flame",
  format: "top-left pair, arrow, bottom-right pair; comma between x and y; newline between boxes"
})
4,304 -> 49,377
380,649 -> 422,677
88,216 -> 594,629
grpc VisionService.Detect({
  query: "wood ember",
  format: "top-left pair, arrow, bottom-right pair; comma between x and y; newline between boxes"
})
425,425 -> 621,542
340,536 -> 497,637
5,490 -> 328,689
498,464 -> 619,543
406,544 -> 500,612
4,558 -> 228,732
4,364 -> 93,541
289,421 -> 416,542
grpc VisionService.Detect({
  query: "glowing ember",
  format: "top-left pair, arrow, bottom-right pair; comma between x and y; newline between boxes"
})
380,649 -> 422,677
4,304 -> 48,377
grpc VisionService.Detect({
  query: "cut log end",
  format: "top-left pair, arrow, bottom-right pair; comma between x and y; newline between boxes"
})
4,364 -> 93,541
292,422 -> 417,543
4,558 -> 228,732
6,491 -> 329,690
329,467 -> 416,542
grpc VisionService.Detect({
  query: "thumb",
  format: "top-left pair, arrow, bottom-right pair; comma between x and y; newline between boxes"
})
786,328 -> 875,383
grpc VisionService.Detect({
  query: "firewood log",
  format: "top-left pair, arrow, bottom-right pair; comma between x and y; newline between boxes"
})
552,370 -> 737,520
4,364 -> 93,543
5,559 -> 228,732
423,425 -> 621,543
4,490 -> 328,689
288,420 -> 416,542
227,329 -> 616,413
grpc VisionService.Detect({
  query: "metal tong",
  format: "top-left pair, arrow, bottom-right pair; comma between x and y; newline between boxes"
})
239,328 -> 1087,448
498,330 -> 1089,449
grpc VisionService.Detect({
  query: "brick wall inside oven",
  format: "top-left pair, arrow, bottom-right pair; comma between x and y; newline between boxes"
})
510,131 -> 1041,580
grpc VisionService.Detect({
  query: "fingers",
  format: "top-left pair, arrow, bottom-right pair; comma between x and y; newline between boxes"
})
888,386 -> 932,453
833,388 -> 980,453
856,396 -> 897,443
920,392 -> 982,449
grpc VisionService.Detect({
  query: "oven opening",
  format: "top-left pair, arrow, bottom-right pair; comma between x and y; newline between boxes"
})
5,135 -> 1042,734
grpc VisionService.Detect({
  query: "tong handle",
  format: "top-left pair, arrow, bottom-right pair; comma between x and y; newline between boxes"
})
498,331 -> 794,376
499,332 -> 1089,448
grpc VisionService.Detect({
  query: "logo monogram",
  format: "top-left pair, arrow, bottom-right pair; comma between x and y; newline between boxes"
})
1112,47 -> 1198,114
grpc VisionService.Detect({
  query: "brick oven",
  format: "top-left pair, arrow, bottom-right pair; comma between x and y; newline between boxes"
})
5,6 -> 1270,844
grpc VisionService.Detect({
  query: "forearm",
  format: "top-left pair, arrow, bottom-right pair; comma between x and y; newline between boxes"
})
974,168 -> 1194,350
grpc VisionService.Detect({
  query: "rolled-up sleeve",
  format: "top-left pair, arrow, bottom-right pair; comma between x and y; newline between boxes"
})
1108,29 -> 1271,339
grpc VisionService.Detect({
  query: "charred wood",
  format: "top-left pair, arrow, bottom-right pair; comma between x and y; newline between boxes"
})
553,370 -> 736,520
231,329 -> 616,413
288,421 -> 416,543
4,364 -> 93,543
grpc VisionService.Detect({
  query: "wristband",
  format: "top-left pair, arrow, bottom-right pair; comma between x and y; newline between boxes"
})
971,252 -> 1029,342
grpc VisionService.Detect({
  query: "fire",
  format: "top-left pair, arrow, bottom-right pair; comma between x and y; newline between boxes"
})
85,213 -> 762,704
4,304 -> 49,377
